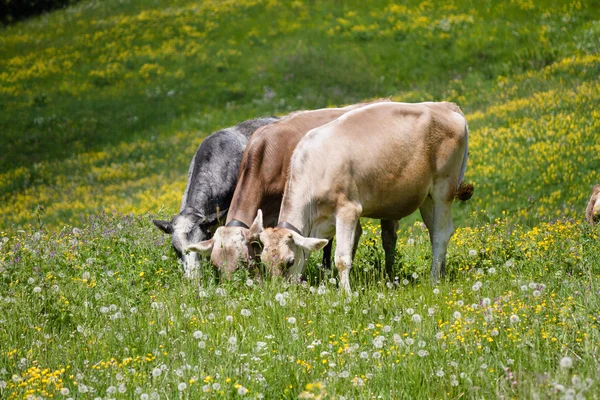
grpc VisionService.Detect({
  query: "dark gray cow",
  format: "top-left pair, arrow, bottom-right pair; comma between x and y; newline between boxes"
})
153,117 -> 279,277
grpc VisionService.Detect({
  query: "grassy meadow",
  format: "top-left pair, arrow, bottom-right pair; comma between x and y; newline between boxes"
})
1,0 -> 600,398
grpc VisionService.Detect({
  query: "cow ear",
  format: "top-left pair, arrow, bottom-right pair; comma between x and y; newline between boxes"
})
186,238 -> 214,255
290,232 -> 328,252
246,210 -> 264,241
153,219 -> 173,234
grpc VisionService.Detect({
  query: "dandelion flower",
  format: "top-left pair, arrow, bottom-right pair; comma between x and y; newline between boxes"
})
491,329 -> 499,336
468,249 -> 477,257
482,298 -> 491,306
411,314 -> 422,323
152,368 -> 161,377
406,308 -> 415,315
178,383 -> 187,391
453,311 -> 461,319
433,288 -> 440,295
228,336 -> 238,346
60,388 -> 70,395
560,356 -> 573,369
241,309 -> 251,317
33,286 -> 42,293
246,279 -> 253,287
418,350 -> 428,357
436,370 -> 444,377
510,315 -> 520,324
487,267 -> 496,274
226,315 -> 233,322
532,290 -> 541,297
238,386 -> 248,395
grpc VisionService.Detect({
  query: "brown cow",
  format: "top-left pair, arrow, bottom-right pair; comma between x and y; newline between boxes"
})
258,101 -> 473,292
186,100 -> 396,278
585,185 -> 600,225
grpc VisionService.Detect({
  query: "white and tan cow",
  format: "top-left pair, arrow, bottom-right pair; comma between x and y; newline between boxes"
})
258,101 -> 473,292
585,185 -> 600,225
185,100 -> 397,279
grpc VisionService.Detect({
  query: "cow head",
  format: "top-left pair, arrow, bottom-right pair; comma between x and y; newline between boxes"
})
259,227 -> 328,278
186,210 -> 263,278
586,185 -> 600,225
152,207 -> 226,278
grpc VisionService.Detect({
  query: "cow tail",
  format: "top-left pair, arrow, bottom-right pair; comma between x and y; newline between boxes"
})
455,121 -> 474,202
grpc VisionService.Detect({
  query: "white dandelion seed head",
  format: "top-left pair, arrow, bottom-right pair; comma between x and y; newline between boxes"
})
372,352 -> 381,359
482,298 -> 491,306
151,368 -> 161,377
435,332 -> 444,340
275,293 -> 284,302
510,315 -> 520,324
468,249 -> 477,257
402,279 -> 409,286
193,330 -> 203,339
241,309 -> 251,317
433,288 -> 440,295
393,334 -> 404,345
418,349 -> 428,357
287,317 -> 296,324
488,267 -> 496,274
178,382 -> 186,391
406,308 -> 414,315
560,356 -> 573,369
228,336 -> 238,346
453,311 -> 461,319
411,314 -> 422,323
436,369 -> 444,377
237,386 -> 248,395
33,286 -> 42,293
360,351 -> 369,359
246,278 -> 253,287
520,284 -> 528,291
383,325 -> 391,333
405,338 -> 415,346
532,290 -> 541,297
226,315 -> 233,322
491,328 -> 499,337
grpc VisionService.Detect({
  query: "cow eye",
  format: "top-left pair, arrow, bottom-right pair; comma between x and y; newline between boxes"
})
286,258 -> 295,268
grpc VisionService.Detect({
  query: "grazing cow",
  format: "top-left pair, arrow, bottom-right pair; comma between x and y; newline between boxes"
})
586,185 -> 600,225
186,100 -> 394,278
152,116 -> 279,278
258,101 -> 473,292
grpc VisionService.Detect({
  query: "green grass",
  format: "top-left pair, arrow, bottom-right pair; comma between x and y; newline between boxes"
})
1,0 -> 600,398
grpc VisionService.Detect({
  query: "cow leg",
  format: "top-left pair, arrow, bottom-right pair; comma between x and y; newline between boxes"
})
381,219 -> 399,281
426,185 -> 455,283
352,221 -> 362,259
321,239 -> 333,270
334,206 -> 361,294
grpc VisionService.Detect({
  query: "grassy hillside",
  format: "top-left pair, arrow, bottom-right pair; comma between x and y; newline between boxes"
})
1,0 -> 599,229
1,0 -> 600,398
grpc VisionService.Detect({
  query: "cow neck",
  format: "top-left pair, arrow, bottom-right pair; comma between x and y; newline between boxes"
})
225,177 -> 264,230
278,180 -> 314,238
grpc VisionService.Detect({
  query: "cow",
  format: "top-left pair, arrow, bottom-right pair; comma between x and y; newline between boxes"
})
152,116 -> 279,278
257,101 -> 473,293
185,100 -> 395,278
585,185 -> 600,225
